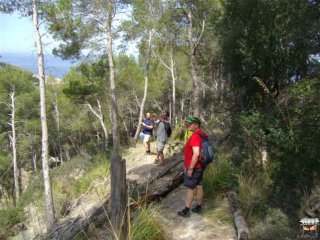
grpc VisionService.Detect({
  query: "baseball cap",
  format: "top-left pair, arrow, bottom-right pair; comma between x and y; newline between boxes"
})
185,116 -> 201,125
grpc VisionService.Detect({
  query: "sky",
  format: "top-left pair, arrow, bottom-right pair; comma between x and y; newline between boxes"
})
0,12 -> 138,56
0,12 -> 56,55
0,11 -> 137,77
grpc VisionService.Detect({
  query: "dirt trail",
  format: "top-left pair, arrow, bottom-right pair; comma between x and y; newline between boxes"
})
125,142 -> 236,240
159,187 -> 236,240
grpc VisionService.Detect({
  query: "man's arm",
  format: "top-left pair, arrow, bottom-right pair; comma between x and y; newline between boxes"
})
187,146 -> 200,177
142,123 -> 153,129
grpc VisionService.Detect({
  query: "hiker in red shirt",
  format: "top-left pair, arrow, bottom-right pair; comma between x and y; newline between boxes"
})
178,116 -> 205,218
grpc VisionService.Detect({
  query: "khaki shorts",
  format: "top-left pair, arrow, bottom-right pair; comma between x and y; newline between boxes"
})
156,140 -> 166,151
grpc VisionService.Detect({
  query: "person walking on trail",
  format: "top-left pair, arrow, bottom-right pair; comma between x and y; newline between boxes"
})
140,112 -> 154,155
178,116 -> 206,218
154,111 -> 170,166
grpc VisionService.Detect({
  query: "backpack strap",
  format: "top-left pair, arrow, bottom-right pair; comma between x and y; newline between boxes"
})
195,132 -> 206,141
195,132 -> 209,168
194,132 -> 204,158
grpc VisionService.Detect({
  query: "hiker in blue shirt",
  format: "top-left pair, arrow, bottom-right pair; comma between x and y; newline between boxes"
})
141,112 -> 154,155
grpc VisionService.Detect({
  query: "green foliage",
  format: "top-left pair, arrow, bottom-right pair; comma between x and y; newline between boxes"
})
63,79 -> 98,97
169,122 -> 188,141
19,154 -> 110,220
237,174 -> 269,225
1,0 -> 319,237
219,0 -> 320,105
0,63 -> 39,196
203,156 -> 238,197
46,0 -> 92,60
229,77 -> 320,222
0,154 -> 12,199
0,206 -> 26,239
51,154 -> 110,217
205,196 -> 233,224
0,63 -> 36,93
129,204 -> 167,240
267,78 -> 320,212
63,59 -> 108,100
18,171 -> 44,209
251,208 -> 290,240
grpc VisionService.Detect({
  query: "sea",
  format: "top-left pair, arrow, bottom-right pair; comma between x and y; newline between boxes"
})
0,52 -> 77,79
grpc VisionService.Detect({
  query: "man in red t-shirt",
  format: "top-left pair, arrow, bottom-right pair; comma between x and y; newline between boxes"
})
178,116 -> 206,218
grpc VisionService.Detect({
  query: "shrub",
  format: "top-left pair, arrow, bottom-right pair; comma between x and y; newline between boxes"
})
251,208 -> 290,240
203,156 -> 238,197
0,206 -> 26,239
129,204 -> 167,240
52,155 -> 110,217
237,174 -> 269,225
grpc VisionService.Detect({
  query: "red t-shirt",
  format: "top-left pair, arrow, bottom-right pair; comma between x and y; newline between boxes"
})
184,129 -> 205,169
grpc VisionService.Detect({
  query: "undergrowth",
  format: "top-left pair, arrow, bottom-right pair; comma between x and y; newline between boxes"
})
203,153 -> 238,198
1,153 -> 110,238
0,206 -> 26,239
128,203 -> 167,240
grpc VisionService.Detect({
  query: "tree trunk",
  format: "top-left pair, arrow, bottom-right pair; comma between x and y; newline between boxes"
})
32,0 -> 56,230
9,90 -> 19,203
170,54 -> 176,125
52,90 -> 63,163
106,1 -> 128,239
134,30 -> 153,141
187,7 -> 200,117
32,149 -> 37,172
87,99 -> 108,150
156,50 -> 177,126
29,132 -> 37,172
261,141 -> 268,169
129,170 -> 184,209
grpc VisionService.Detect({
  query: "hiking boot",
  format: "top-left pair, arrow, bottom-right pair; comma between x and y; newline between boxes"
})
191,205 -> 202,213
177,209 -> 190,218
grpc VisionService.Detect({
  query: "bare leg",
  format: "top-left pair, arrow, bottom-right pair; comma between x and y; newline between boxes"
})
143,142 -> 148,152
158,151 -> 164,165
147,142 -> 150,152
154,149 -> 160,164
144,141 -> 151,153
196,185 -> 203,206
185,188 -> 194,208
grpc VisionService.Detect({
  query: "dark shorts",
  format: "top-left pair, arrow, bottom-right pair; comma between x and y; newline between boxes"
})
183,168 -> 203,189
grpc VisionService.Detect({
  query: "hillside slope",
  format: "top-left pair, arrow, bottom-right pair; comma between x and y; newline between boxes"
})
11,141 -> 236,240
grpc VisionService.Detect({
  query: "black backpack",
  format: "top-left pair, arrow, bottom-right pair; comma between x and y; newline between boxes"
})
164,121 -> 172,138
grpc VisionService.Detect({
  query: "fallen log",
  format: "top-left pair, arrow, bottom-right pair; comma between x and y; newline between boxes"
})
47,198 -> 111,240
228,191 -> 250,240
149,158 -> 183,182
47,159 -> 184,239
129,171 -> 184,209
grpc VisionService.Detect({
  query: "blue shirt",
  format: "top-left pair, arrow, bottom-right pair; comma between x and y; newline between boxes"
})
142,119 -> 153,135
